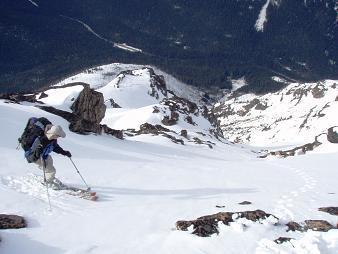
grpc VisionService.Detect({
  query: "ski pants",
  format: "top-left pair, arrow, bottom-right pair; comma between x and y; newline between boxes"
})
34,155 -> 56,183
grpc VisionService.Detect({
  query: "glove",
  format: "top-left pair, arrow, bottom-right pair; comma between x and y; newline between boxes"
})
64,151 -> 72,157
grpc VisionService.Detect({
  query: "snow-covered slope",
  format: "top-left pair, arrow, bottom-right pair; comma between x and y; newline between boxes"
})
37,66 -> 217,147
1,92 -> 338,253
52,63 -> 207,105
1,67 -> 338,253
212,80 -> 338,146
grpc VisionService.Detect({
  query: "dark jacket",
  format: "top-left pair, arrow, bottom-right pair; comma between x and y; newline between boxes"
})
25,135 -> 68,163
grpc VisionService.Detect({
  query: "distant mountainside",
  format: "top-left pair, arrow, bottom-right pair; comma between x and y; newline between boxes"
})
211,79 -> 338,146
1,0 -> 337,93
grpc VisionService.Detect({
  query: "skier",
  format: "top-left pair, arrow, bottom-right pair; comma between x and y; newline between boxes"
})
24,124 -> 72,189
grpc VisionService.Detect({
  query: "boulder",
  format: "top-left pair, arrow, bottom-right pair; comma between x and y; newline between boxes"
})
318,207 -> 338,216
0,214 -> 26,229
327,127 -> 338,143
304,220 -> 335,232
70,84 -> 106,134
239,201 -> 252,205
311,84 -> 325,98
180,129 -> 188,138
286,221 -> 303,232
274,237 -> 294,244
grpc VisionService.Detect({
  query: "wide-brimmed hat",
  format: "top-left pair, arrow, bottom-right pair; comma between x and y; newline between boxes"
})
45,125 -> 66,140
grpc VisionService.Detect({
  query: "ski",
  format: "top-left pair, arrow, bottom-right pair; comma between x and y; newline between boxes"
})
61,186 -> 98,201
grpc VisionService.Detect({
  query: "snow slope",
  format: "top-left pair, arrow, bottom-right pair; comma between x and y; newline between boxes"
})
52,63 -> 205,105
212,80 -> 338,146
1,92 -> 338,252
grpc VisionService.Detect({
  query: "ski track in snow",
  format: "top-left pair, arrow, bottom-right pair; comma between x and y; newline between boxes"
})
267,163 -> 318,222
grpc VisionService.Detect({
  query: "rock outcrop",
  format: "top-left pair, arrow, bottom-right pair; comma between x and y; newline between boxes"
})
70,84 -> 106,134
176,210 -> 276,237
0,214 -> 26,229
327,127 -> 338,143
319,207 -> 338,216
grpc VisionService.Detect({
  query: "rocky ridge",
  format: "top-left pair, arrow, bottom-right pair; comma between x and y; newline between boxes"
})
211,80 -> 338,146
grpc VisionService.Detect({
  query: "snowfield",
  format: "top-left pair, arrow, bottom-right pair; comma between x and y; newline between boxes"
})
0,66 -> 338,253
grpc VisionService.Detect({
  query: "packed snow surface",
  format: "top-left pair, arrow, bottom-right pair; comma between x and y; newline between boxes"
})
1,99 -> 338,253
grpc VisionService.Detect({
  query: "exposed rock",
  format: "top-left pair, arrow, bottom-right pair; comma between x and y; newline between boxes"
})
239,201 -> 252,205
216,205 -> 225,208
148,67 -> 168,99
162,96 -> 198,115
264,138 -> 322,158
241,98 -> 268,116
38,92 -> 48,99
304,220 -> 335,232
101,124 -> 124,139
161,111 -> 179,126
335,95 -> 338,101
39,105 -> 123,139
311,84 -> 326,99
0,214 -> 26,229
176,210 -> 277,237
274,237 -> 294,245
71,84 -> 106,123
185,116 -> 196,125
162,133 -> 184,145
38,106 -> 78,123
0,93 -> 38,104
286,221 -> 303,232
192,137 -> 214,149
70,84 -> 106,134
108,99 -> 121,108
319,207 -> 338,216
139,123 -> 171,135
327,127 -> 338,143
180,129 -> 188,138
152,106 -> 160,113
237,210 -> 277,222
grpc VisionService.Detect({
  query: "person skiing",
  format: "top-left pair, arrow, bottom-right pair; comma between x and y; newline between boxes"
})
24,124 -> 72,189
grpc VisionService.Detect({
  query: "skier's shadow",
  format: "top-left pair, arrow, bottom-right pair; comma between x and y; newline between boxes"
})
93,186 -> 257,201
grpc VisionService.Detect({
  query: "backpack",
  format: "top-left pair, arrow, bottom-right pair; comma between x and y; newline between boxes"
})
18,117 -> 52,151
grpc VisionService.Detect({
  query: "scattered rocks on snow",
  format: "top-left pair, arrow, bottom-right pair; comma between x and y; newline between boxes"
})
215,205 -> 226,208
318,207 -> 338,216
239,201 -> 252,205
274,237 -> 294,245
176,210 -> 276,237
177,209 -> 337,238
0,214 -> 26,229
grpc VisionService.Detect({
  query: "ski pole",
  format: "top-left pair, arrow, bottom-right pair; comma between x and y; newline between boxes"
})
42,159 -> 52,211
69,157 -> 91,191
